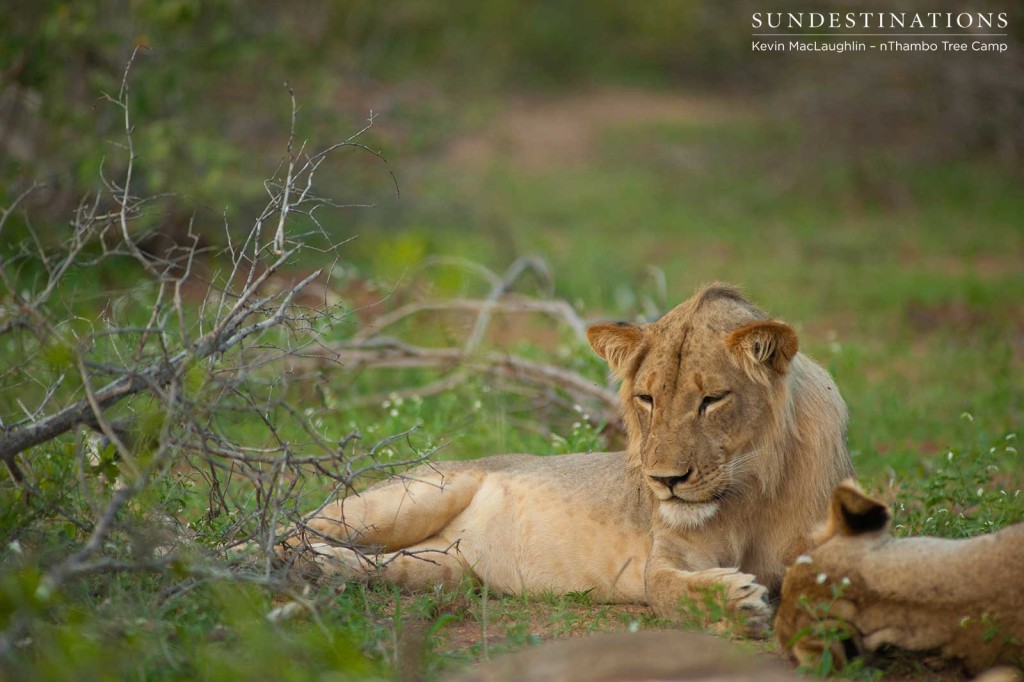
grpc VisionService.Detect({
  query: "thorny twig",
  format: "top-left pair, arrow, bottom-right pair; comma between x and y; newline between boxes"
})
0,58 -> 624,661
0,62 -> 416,655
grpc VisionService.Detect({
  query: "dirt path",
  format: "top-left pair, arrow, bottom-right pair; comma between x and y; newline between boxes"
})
445,87 -> 741,170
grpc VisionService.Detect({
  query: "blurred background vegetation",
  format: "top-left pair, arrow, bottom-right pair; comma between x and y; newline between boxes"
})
2,0 -> 1023,679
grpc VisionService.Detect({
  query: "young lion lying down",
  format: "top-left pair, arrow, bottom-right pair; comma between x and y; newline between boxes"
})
279,283 -> 854,633
776,481 -> 1024,673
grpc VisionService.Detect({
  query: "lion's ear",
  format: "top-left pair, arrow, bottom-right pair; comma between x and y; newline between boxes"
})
586,323 -> 646,377
726,320 -> 798,375
829,479 -> 890,537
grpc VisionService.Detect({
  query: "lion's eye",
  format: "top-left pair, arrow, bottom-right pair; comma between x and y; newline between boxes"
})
636,394 -> 654,406
698,393 -> 729,416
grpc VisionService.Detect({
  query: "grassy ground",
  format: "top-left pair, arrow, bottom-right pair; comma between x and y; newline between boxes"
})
338,87 -> 1023,479
2,84 -> 1022,680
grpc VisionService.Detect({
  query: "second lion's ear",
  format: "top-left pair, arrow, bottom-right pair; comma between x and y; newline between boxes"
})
586,323 -> 646,378
831,480 -> 890,537
811,480 -> 891,546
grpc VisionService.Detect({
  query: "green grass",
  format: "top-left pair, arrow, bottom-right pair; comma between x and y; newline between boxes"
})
339,111 -> 1023,481
2,88 -> 1022,680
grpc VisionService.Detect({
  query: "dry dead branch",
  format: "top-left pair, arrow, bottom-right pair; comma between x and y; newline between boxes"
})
0,57 -> 626,661
306,336 -> 618,427
0,60 -> 419,656
306,255 -> 620,431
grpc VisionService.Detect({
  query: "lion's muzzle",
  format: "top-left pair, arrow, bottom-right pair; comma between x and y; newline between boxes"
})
648,467 -> 713,503
651,466 -> 692,493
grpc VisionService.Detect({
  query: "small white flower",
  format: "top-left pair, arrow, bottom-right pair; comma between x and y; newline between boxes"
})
795,555 -> 813,565
582,414 -> 591,421
816,572 -> 828,584
977,487 -> 985,497
381,400 -> 391,409
573,404 -> 583,413
841,577 -> 851,587
628,621 -> 639,633
473,400 -> 482,410
390,409 -> 399,417
947,451 -> 954,462
266,602 -> 305,624
572,422 -> 581,430
8,540 -> 21,554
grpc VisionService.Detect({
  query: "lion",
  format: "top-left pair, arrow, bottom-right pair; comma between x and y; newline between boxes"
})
280,283 -> 853,633
775,481 -> 1024,674
447,630 -> 799,682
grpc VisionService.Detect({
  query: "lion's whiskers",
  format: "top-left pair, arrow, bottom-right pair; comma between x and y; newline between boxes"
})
721,448 -> 764,496
727,448 -> 763,473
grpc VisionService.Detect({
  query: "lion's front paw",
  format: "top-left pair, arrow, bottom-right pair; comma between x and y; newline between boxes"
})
694,567 -> 773,638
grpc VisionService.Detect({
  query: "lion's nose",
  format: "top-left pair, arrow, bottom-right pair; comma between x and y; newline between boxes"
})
651,468 -> 693,489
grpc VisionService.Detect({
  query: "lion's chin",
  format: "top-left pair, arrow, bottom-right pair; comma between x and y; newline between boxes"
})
658,500 -> 720,529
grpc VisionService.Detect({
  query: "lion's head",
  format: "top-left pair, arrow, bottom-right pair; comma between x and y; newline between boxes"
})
587,283 -> 847,533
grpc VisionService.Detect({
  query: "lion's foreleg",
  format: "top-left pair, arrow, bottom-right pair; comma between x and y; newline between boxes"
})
645,558 -> 772,637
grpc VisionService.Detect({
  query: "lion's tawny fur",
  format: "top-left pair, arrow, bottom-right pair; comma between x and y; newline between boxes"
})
284,283 -> 853,632
776,481 -> 1024,674
449,630 -> 799,682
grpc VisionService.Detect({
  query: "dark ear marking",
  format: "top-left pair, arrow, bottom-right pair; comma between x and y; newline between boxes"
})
831,480 -> 891,536
839,499 -> 890,535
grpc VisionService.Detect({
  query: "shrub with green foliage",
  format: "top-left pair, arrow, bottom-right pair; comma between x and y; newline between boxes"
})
893,423 -> 1022,538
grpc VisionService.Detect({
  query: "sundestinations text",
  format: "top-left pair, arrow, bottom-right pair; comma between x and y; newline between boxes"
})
751,12 -> 1008,30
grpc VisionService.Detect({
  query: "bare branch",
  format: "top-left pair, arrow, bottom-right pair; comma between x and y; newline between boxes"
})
295,336 -> 619,429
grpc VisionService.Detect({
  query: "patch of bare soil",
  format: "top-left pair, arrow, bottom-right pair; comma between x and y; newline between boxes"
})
905,300 -> 992,334
436,602 -> 657,656
897,244 -> 1021,281
446,87 -> 741,171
